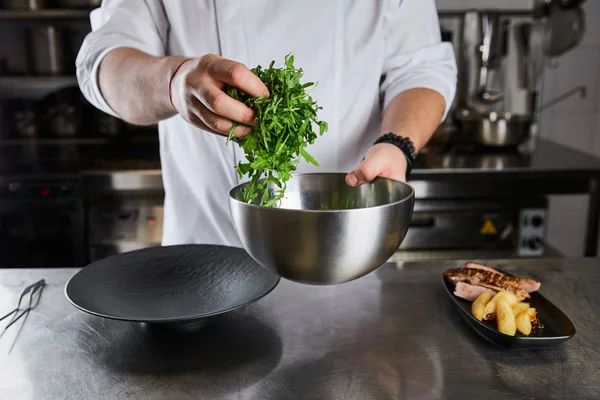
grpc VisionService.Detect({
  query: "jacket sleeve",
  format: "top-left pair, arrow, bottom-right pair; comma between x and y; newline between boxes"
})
380,0 -> 458,120
75,0 -> 169,117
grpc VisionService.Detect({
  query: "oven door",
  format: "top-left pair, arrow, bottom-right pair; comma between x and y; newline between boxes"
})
397,197 -> 550,260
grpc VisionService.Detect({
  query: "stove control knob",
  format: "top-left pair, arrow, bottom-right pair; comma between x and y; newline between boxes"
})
528,237 -> 543,250
9,182 -> 22,194
531,215 -> 544,228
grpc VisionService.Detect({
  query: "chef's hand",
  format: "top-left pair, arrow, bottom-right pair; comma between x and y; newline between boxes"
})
346,143 -> 408,186
169,54 -> 269,137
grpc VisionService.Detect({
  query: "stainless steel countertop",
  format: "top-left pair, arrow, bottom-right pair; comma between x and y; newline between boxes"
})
1,258 -> 599,399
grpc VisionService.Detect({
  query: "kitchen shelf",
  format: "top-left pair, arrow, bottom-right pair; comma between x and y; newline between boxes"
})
0,138 -> 109,146
0,76 -> 78,99
0,9 -> 92,20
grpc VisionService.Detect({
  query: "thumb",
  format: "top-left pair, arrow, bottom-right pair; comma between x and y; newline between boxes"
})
346,158 -> 378,187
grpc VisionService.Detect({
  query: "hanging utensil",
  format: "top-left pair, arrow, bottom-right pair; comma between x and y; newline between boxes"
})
477,12 -> 505,104
544,6 -> 586,57
516,23 -> 531,89
555,0 -> 586,10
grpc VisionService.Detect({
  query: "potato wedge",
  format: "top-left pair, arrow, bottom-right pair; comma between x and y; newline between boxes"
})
471,291 -> 493,321
512,302 -> 530,316
483,292 -> 500,320
483,291 -> 508,320
501,291 -> 519,306
516,310 -> 532,336
496,297 -> 517,336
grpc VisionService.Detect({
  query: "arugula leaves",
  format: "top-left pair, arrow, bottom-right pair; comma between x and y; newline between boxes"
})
226,55 -> 328,207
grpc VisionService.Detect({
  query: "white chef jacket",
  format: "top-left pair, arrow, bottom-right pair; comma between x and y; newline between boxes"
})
76,0 -> 457,248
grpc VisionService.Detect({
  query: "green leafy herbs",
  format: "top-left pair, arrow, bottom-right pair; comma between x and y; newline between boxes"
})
226,55 -> 328,207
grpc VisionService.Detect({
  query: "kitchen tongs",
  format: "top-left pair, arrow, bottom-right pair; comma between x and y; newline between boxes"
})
0,279 -> 46,334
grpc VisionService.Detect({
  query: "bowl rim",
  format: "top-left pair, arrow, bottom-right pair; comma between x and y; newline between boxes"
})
228,172 -> 415,213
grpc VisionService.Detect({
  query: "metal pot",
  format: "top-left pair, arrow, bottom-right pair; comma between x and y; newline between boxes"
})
455,110 -> 533,148
27,26 -> 70,76
56,0 -> 101,8
4,0 -> 47,10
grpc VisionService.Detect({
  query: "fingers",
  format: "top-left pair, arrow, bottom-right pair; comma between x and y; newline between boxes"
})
174,55 -> 268,137
194,82 -> 256,126
187,97 -> 251,138
346,158 -> 379,187
346,144 -> 408,187
204,55 -> 269,98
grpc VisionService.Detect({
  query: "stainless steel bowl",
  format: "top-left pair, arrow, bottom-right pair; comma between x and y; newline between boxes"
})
455,111 -> 533,147
229,173 -> 415,285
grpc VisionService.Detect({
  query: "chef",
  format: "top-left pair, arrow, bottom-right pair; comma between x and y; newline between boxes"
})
76,0 -> 457,248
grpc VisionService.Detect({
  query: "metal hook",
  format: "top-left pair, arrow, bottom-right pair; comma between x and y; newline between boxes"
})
538,85 -> 587,113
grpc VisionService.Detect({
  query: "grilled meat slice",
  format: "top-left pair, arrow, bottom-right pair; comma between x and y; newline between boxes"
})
453,282 -> 495,301
444,262 -> 541,301
465,262 -> 541,293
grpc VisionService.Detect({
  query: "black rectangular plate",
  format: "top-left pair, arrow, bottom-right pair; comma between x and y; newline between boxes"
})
442,269 -> 576,348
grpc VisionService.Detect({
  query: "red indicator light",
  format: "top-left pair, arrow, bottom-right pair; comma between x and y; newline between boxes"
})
41,188 -> 51,197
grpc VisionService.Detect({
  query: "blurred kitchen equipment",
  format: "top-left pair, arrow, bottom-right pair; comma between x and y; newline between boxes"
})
455,86 -> 586,148
537,85 -> 586,113
457,11 -> 515,118
517,21 -> 546,90
544,6 -> 585,58
56,0 -> 101,8
14,110 -> 37,138
455,110 -> 532,148
94,112 -> 122,137
38,87 -> 83,137
229,173 -> 415,285
0,103 -> 6,139
0,176 -> 85,268
46,103 -> 80,137
477,13 -> 509,104
3,0 -> 47,9
445,1 -> 589,151
11,100 -> 38,138
553,0 -> 586,10
437,0 -> 542,13
27,26 -> 71,76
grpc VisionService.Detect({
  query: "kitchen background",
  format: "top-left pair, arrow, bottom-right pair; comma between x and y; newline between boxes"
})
0,0 -> 598,266
536,1 -> 600,256
437,0 -> 600,257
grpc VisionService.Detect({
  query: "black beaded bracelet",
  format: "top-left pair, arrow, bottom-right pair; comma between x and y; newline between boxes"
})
373,133 -> 416,175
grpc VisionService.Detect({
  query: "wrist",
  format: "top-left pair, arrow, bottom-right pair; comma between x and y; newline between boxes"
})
166,57 -> 194,113
373,133 -> 415,175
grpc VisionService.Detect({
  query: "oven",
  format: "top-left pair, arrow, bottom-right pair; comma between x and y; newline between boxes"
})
395,196 -> 554,261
